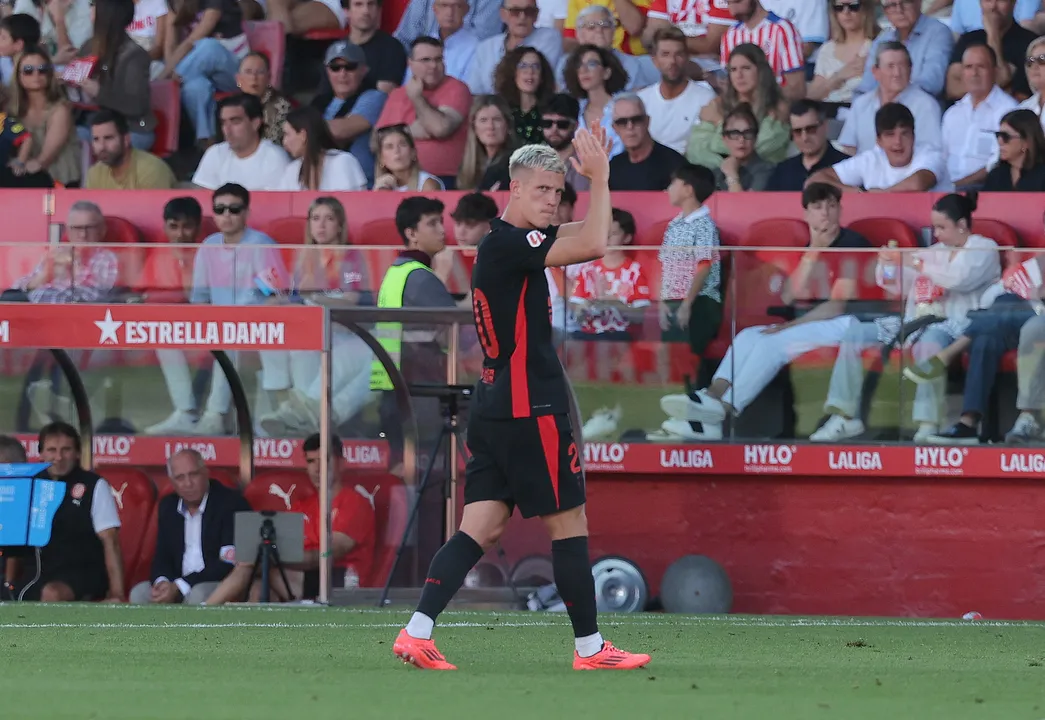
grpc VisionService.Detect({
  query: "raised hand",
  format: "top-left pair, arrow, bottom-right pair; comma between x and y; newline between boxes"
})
569,127 -> 611,183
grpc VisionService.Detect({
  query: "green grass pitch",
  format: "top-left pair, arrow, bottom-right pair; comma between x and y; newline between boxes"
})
2,605 -> 1044,719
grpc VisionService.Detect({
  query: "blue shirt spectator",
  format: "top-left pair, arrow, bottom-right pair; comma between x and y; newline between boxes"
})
319,89 -> 386,185
404,27 -> 480,83
468,25 -> 564,93
394,0 -> 505,46
854,11 -> 952,97
191,228 -> 288,307
950,0 -> 1039,34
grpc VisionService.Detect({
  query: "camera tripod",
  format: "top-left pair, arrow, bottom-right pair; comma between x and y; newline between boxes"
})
379,383 -> 522,607
245,514 -> 295,604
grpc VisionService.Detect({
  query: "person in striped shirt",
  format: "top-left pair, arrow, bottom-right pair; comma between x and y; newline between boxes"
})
720,0 -> 806,99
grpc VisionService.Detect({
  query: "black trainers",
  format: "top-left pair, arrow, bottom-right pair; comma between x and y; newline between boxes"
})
926,422 -> 980,445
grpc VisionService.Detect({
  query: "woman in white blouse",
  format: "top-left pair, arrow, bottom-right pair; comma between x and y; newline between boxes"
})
811,193 -> 1001,443
807,0 -> 878,105
371,124 -> 444,192
275,105 -> 367,191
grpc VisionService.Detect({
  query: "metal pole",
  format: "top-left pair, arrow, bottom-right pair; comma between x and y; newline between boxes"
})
318,348 -> 331,605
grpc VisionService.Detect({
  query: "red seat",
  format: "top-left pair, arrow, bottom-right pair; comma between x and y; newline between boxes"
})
97,466 -> 156,598
244,470 -> 317,511
267,217 -> 307,245
358,218 -> 399,246
303,27 -> 350,41
846,217 -> 919,248
732,218 -> 808,329
245,21 -> 286,90
972,218 -> 1021,268
149,80 -> 181,157
350,473 -> 407,588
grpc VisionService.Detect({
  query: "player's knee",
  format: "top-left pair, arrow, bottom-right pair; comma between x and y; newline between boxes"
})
542,505 -> 588,541
40,581 -> 74,602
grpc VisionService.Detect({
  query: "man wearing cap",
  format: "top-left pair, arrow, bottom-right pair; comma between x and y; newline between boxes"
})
376,36 -> 472,188
310,40 -> 388,187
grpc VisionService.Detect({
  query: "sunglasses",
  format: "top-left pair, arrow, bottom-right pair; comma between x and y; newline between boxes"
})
327,62 -> 359,73
213,204 -> 246,215
832,1 -> 861,12
996,130 -> 1022,143
612,114 -> 646,128
21,63 -> 50,76
540,118 -> 573,130
1026,54 -> 1045,67
792,122 -> 822,137
503,5 -> 538,17
723,129 -> 756,140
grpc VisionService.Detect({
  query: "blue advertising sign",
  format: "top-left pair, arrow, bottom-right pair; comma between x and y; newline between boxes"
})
0,463 -> 63,547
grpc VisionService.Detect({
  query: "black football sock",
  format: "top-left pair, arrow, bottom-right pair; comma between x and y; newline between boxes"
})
412,531 -> 485,629
552,536 -> 600,641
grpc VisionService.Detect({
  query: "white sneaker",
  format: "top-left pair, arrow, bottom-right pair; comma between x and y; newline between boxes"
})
659,418 -> 723,441
144,410 -> 198,436
27,380 -> 74,424
259,394 -> 319,438
913,423 -> 939,443
660,389 -> 726,423
581,405 -> 621,441
1005,412 -> 1043,444
809,415 -> 865,442
192,411 -> 226,436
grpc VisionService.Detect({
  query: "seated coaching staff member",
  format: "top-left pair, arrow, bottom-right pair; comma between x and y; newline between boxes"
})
128,449 -> 250,605
14,422 -> 124,602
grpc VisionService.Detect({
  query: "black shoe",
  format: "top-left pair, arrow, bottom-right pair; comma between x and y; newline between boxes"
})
926,422 -> 980,445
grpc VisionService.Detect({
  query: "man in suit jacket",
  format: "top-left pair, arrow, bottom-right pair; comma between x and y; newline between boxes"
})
128,449 -> 250,605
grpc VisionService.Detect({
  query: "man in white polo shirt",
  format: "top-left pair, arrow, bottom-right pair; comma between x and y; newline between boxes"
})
941,43 -> 1017,189
838,41 -> 942,155
637,26 -> 716,154
192,94 -> 291,191
808,102 -> 947,193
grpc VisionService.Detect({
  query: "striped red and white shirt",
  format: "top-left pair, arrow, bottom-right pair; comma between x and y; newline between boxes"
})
720,11 -> 804,83
647,0 -> 731,38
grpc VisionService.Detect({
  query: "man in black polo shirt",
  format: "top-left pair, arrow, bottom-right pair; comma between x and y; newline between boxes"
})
12,422 -> 125,602
946,0 -> 1036,100
608,94 -> 686,191
766,100 -> 849,192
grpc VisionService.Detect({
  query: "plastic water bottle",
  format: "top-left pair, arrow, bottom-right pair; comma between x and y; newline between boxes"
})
882,240 -> 899,282
344,568 -> 360,588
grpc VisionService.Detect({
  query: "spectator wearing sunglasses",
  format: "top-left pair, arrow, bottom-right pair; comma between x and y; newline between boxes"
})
467,0 -> 563,94
983,107 -> 1045,190
946,0 -> 1036,102
807,0 -> 877,106
192,93 -> 291,190
310,40 -> 387,185
853,0 -> 951,98
766,99 -> 848,191
158,183 -> 291,436
8,45 -> 81,187
607,92 -> 685,190
713,103 -> 775,191
375,36 -> 472,187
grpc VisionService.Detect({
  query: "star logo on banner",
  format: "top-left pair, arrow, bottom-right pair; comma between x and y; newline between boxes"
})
94,309 -> 123,345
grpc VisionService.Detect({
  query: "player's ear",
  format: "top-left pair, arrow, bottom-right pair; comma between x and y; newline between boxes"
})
508,177 -> 521,198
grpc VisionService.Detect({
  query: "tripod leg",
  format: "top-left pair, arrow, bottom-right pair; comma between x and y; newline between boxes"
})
246,543 -> 264,602
260,544 -> 271,604
268,545 -> 295,603
378,424 -> 452,607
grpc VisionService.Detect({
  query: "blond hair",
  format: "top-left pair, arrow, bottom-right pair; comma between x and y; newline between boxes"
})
508,144 -> 567,178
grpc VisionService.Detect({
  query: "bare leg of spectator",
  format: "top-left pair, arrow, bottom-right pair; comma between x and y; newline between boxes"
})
1006,316 -> 1045,443
267,0 -> 342,35
39,580 -> 76,602
204,563 -> 297,604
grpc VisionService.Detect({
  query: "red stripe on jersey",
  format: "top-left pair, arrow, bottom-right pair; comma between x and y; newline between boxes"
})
721,15 -> 804,80
536,415 -> 560,509
511,276 -> 530,418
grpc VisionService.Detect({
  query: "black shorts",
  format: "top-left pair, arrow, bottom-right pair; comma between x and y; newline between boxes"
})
464,413 -> 585,519
19,566 -> 108,601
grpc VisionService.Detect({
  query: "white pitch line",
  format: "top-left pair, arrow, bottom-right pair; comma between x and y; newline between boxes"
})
1,619 -> 1040,630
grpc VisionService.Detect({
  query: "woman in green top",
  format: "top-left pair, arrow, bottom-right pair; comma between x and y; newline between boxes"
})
685,43 -> 791,170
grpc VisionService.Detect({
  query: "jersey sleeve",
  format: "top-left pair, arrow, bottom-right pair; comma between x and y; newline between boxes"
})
91,479 -> 122,534
705,0 -> 732,24
490,224 -> 561,272
773,20 -> 805,76
332,488 -> 376,547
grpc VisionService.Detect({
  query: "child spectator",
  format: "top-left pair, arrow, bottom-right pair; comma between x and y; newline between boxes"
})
372,123 -> 445,191
433,191 -> 498,301
0,14 -> 40,85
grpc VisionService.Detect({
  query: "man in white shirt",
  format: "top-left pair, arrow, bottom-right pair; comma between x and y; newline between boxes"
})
637,26 -> 716,154
942,43 -> 1017,188
192,94 -> 291,190
761,0 -> 829,60
128,449 -> 250,605
467,0 -> 564,93
839,41 -> 942,155
555,5 -> 659,90
810,102 -> 948,192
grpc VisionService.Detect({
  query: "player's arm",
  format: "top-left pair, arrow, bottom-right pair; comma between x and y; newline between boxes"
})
297,533 -> 356,569
544,127 -> 612,268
